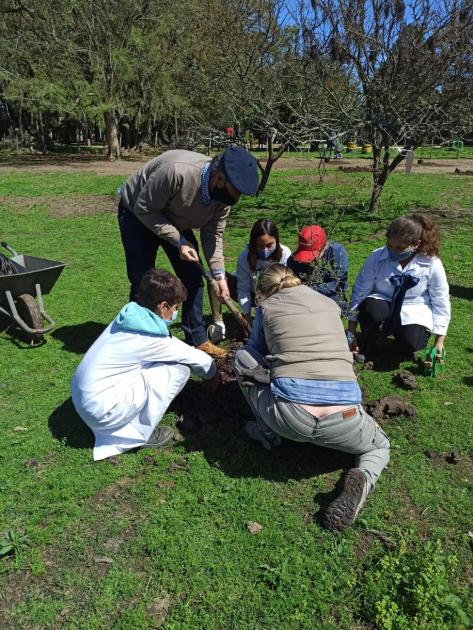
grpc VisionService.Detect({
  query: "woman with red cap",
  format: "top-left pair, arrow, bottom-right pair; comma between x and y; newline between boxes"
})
287,225 -> 349,312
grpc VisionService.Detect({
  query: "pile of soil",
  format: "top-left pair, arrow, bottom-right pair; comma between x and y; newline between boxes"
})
366,395 -> 416,420
425,450 -> 461,464
393,370 -> 418,390
172,341 -> 248,447
454,168 -> 473,176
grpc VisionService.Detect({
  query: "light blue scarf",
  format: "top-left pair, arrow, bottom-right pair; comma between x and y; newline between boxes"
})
115,302 -> 170,336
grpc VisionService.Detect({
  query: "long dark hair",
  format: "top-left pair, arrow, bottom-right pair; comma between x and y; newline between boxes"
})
247,218 -> 282,272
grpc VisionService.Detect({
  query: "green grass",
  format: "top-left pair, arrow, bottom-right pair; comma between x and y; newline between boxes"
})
252,144 -> 473,161
1,165 -> 472,629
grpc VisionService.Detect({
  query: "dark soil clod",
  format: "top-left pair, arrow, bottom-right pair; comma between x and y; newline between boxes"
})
454,168 -> 473,176
393,370 -> 418,390
425,449 -> 443,459
446,451 -> 461,465
366,395 -> 416,420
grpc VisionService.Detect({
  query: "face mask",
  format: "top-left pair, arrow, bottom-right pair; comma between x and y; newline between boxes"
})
212,186 -> 236,206
387,247 -> 417,262
258,244 -> 277,260
164,306 -> 178,326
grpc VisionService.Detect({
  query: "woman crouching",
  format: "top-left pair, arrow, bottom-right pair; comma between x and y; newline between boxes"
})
234,264 -> 390,531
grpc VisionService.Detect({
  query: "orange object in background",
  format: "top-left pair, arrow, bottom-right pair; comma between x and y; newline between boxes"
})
225,127 -> 235,137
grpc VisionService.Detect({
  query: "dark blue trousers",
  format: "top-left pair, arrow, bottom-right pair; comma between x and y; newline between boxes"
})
358,298 -> 430,353
118,201 -> 207,346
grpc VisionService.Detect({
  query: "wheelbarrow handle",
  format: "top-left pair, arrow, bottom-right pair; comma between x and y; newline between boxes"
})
1,241 -> 18,257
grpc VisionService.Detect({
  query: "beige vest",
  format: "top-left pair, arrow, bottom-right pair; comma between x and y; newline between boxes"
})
261,285 -> 356,381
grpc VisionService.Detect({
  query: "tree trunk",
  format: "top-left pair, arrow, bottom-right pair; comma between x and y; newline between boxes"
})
256,137 -> 288,195
369,181 -> 384,213
369,145 -> 408,212
257,159 -> 274,194
104,111 -> 120,160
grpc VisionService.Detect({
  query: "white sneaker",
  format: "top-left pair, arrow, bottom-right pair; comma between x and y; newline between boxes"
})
207,322 -> 226,344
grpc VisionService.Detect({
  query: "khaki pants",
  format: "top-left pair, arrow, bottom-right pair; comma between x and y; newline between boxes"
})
208,272 -> 239,322
234,348 -> 390,490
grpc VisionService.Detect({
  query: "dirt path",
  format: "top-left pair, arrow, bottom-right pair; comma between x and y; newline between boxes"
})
271,156 -> 473,175
0,154 -> 472,176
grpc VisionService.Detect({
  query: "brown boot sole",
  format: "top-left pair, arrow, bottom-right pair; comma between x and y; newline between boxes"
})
322,469 -> 367,531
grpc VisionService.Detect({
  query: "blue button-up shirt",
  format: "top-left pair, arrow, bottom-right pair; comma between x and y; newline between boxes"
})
348,246 -> 451,335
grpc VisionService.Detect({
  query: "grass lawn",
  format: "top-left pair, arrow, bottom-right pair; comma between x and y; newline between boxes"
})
252,144 -> 473,162
0,164 -> 472,629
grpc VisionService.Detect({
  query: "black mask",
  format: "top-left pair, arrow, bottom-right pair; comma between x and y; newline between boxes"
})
212,186 -> 237,206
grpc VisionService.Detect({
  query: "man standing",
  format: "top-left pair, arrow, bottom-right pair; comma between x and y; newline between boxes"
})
118,146 -> 259,357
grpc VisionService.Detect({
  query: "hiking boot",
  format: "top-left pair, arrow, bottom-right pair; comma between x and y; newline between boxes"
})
244,421 -> 282,451
322,468 -> 369,531
145,425 -> 174,449
207,322 -> 226,344
196,340 -> 227,358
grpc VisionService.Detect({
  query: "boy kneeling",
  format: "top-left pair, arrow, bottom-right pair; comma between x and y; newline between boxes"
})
72,268 -> 218,461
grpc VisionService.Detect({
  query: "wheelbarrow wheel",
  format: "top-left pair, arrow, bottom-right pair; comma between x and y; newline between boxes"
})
16,293 -> 44,344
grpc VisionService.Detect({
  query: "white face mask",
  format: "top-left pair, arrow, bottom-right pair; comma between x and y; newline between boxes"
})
258,244 -> 277,259
387,246 -> 417,262
164,305 -> 178,326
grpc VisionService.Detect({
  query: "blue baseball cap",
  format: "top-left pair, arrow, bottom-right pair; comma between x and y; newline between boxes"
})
221,146 -> 259,196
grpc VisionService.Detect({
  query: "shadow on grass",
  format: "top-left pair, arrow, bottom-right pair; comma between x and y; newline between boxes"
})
363,337 -> 414,373
48,397 -> 94,449
52,321 -> 106,354
463,376 -> 473,387
171,379 -> 352,484
450,285 -> 473,300
0,314 -> 49,348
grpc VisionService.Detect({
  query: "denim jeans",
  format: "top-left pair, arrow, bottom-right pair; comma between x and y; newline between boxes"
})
117,201 -> 207,346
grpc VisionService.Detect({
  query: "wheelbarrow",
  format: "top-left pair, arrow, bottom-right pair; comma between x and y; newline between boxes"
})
0,242 -> 66,344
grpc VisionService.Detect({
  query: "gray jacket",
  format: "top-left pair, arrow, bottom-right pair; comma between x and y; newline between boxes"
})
121,150 -> 229,272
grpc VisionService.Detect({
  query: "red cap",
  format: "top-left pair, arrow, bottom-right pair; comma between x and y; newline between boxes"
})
292,225 -> 327,263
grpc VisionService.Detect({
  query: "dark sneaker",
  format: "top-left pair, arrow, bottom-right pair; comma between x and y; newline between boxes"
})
322,469 -> 369,531
244,421 -> 282,450
145,426 -> 174,449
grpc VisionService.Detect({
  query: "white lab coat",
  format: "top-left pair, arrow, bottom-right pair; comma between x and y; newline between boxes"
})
71,321 -> 215,460
348,247 -> 451,335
